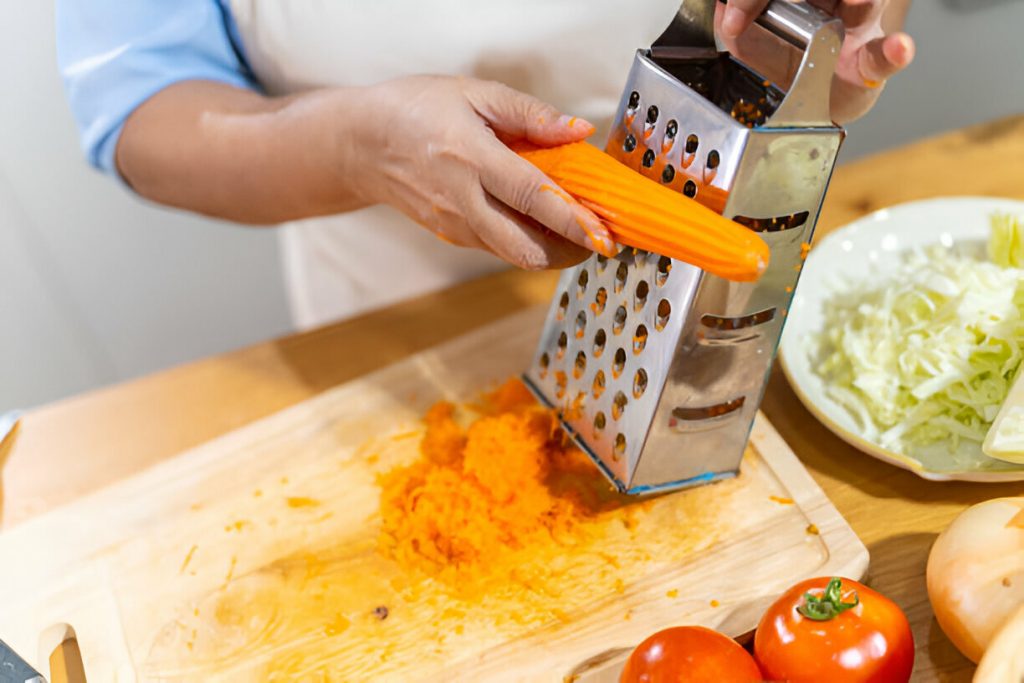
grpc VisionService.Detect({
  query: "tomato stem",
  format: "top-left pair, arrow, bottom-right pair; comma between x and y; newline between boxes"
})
797,577 -> 859,621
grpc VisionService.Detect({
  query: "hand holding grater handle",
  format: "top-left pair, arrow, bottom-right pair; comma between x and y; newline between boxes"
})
525,1 -> 845,494
726,0 -> 836,49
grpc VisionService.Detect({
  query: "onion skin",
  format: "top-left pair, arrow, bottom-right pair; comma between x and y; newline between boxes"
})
973,603 -> 1024,683
926,497 -> 1024,663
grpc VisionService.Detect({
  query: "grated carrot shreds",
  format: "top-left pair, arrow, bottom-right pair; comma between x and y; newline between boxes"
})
378,379 -> 623,583
516,141 -> 769,282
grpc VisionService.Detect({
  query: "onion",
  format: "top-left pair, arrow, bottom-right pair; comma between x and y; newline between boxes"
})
974,603 -> 1024,682
926,497 -> 1024,663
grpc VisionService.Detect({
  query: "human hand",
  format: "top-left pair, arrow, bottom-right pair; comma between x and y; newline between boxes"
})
716,0 -> 915,123
348,75 -> 617,270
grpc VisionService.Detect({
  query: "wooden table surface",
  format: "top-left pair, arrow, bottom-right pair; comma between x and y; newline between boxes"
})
5,115 -> 1024,681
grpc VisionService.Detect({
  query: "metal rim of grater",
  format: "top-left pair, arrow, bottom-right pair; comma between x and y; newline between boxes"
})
524,0 -> 846,495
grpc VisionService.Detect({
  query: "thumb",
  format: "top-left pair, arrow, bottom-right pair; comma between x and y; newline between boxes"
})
463,78 -> 595,147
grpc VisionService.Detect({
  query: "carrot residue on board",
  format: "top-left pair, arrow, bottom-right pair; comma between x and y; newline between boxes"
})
378,378 -> 628,587
147,379 -> 751,681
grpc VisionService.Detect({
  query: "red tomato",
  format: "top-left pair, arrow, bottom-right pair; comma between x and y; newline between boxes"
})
754,576 -> 914,683
620,625 -> 763,683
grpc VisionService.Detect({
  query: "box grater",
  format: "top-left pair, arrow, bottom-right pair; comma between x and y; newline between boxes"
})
523,0 -> 845,494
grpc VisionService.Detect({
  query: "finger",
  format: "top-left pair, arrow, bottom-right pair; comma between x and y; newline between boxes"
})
463,79 -> 596,146
385,174 -> 491,250
470,189 -> 590,270
476,137 -> 618,257
719,0 -> 769,39
857,32 -> 915,87
828,0 -> 882,30
425,202 -> 489,251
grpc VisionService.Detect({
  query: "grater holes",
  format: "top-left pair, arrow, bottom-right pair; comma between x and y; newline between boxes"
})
539,352 -> 550,378
656,256 -> 672,286
625,93 -> 639,128
612,348 -> 626,378
573,350 -> 587,379
623,134 -> 637,153
577,269 -> 589,298
707,150 -> 721,169
557,291 -> 569,320
733,212 -> 809,233
592,370 -> 606,399
612,306 -> 627,335
592,287 -> 608,316
646,105 -> 659,125
642,149 -> 655,168
633,368 -> 648,399
634,280 -> 649,311
593,328 -> 607,357
574,310 -> 587,339
613,433 -> 626,460
593,411 -> 607,437
589,368 -> 602,401
614,262 -> 628,293
557,331 -> 568,359
685,134 -> 699,154
656,299 -> 672,331
683,180 -> 697,198
672,397 -> 745,422
661,165 -> 675,184
555,370 -> 567,399
665,119 -> 678,139
611,391 -> 628,420
596,254 -> 609,272
632,249 -> 646,266
633,324 -> 648,355
701,308 -> 776,330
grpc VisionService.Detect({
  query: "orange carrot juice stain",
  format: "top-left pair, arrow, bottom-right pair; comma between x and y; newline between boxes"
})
324,614 -> 351,637
286,496 -> 320,508
179,545 -> 198,574
539,184 -> 575,206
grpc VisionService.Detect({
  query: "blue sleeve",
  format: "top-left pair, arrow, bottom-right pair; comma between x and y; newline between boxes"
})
55,0 -> 260,176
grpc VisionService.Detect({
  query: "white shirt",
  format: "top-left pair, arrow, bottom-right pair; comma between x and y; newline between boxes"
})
228,0 -> 681,329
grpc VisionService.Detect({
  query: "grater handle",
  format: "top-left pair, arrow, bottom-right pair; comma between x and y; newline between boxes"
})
717,0 -> 834,51
656,1 -> 844,127
727,0 -> 844,128
657,0 -> 840,53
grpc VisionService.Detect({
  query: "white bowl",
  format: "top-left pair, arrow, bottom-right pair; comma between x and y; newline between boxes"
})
779,196 -> 1024,482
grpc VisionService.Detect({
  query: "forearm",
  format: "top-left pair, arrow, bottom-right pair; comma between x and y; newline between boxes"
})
117,81 -> 371,224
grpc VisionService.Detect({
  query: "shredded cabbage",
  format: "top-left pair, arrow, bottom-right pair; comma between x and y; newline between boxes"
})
813,213 -> 1024,454
988,212 -> 1024,268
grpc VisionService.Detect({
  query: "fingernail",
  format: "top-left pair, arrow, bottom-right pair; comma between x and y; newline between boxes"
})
595,236 -> 619,258
558,114 -> 595,135
722,7 -> 745,38
895,34 -> 915,65
576,214 -> 617,257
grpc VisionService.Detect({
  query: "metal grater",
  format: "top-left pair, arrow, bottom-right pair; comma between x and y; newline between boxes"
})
523,0 -> 845,494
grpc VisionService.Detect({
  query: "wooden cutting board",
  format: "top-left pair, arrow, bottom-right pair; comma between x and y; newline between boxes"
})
0,307 -> 867,682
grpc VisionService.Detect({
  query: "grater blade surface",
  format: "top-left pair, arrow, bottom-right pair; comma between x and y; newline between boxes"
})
524,0 -> 845,494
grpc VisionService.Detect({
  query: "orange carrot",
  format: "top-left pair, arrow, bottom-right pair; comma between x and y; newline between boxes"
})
517,142 -> 769,282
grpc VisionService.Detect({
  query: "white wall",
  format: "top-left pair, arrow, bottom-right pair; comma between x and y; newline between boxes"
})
1,0 -> 1022,412
0,0 -> 292,411
842,0 -> 1024,160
